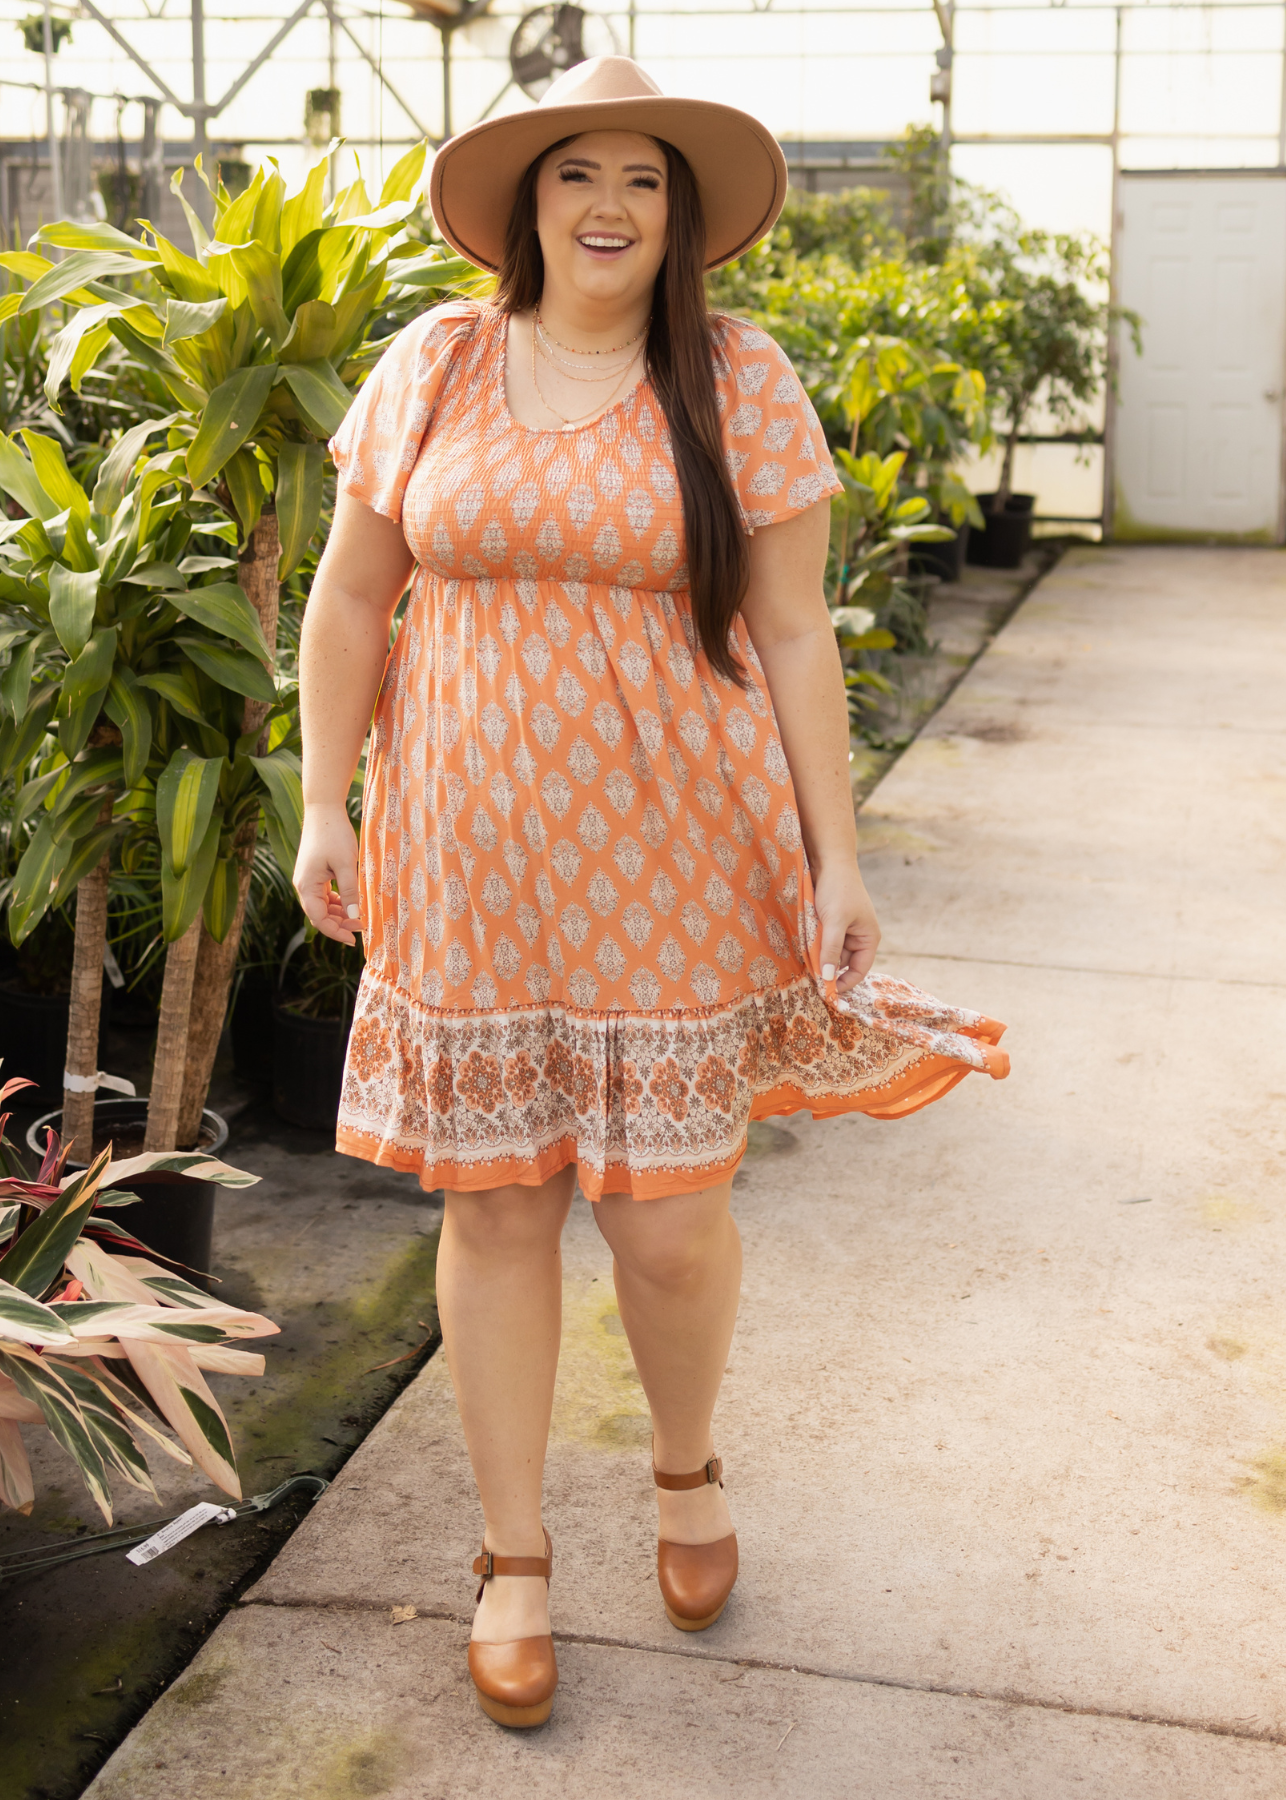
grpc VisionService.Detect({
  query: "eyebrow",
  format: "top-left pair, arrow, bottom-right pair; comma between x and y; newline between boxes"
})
556,157 -> 664,176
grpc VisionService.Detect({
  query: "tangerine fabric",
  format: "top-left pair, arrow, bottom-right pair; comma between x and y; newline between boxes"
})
330,301 -> 1007,1199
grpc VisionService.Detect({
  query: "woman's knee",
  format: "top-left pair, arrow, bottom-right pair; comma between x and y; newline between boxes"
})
445,1174 -> 573,1258
604,1203 -> 730,1293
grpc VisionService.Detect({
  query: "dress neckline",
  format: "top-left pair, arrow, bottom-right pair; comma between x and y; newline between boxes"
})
494,306 -> 649,438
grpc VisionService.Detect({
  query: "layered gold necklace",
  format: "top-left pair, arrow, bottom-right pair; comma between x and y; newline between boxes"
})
529,310 -> 648,428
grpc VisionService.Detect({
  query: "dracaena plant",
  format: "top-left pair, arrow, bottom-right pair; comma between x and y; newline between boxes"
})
0,429 -> 302,1151
827,449 -> 953,729
0,144 -> 475,1145
0,1073 -> 277,1520
7,140 -> 474,564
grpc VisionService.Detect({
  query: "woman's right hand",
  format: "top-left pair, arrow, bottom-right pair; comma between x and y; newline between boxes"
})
294,802 -> 362,946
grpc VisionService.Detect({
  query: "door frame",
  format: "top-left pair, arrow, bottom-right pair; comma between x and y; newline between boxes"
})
1105,167 -> 1286,545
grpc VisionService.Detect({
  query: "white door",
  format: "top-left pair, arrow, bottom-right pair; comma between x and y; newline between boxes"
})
1112,173 -> 1286,543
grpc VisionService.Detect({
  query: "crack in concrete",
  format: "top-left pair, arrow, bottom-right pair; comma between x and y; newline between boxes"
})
237,1595 -> 1286,1751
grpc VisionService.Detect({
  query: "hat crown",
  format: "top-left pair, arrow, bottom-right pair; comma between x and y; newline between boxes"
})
539,55 -> 664,110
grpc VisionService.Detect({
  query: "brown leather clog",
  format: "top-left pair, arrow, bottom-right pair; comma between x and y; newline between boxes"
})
654,1455 -> 738,1631
468,1528 -> 557,1726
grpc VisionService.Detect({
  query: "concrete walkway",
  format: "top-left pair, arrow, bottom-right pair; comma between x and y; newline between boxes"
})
84,546 -> 1286,1798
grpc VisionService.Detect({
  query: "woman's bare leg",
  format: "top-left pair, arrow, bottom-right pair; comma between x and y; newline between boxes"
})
593,1181 -> 741,1545
437,1168 -> 576,1643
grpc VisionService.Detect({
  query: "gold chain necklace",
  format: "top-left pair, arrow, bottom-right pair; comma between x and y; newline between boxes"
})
535,324 -> 639,383
534,306 -> 647,357
529,318 -> 642,428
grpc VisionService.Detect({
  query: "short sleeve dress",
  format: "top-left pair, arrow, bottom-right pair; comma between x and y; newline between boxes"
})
330,300 -> 1007,1199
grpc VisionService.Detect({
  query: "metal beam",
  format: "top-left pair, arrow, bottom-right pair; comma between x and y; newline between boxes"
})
41,0 -> 63,219
74,0 -> 186,111
213,0 -> 319,115
323,0 -> 432,141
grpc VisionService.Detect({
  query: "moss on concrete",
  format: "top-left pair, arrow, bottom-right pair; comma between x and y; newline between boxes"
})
0,1226 -> 442,1800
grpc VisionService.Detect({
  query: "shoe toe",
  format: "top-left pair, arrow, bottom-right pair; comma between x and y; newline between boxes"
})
468,1636 -> 558,1711
657,1533 -> 738,1623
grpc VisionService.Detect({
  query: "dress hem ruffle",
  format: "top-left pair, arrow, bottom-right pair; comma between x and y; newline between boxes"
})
335,1004 -> 1008,1201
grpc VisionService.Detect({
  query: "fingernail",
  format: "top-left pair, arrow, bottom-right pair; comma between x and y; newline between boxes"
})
822,964 -> 835,981
347,904 -> 360,918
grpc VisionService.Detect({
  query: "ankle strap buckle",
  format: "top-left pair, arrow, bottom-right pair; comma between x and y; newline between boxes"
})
704,1455 -> 722,1486
475,1548 -> 494,1583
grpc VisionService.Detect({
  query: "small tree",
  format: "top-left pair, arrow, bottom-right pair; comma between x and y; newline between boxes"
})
0,430 -> 301,1150
964,225 -> 1138,508
2,145 -> 472,1147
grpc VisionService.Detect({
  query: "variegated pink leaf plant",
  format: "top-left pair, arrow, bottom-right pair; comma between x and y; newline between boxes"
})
0,1073 -> 277,1520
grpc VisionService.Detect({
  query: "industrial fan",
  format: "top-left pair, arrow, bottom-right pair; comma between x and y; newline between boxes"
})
509,4 -> 619,102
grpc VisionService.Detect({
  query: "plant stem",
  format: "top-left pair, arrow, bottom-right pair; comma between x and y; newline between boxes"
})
996,427 -> 1018,508
143,914 -> 203,1151
175,822 -> 254,1147
62,798 -> 114,1155
62,879 -> 108,1148
174,507 -> 281,1147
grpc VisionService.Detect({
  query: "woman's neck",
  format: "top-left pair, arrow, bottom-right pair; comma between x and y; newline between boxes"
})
533,288 -> 653,352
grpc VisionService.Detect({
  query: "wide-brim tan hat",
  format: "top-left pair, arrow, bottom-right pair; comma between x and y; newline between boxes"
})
429,56 -> 789,273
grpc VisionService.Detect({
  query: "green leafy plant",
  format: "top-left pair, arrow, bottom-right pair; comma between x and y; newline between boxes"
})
827,449 -> 952,728
0,144 -> 474,1145
0,1072 -> 275,1519
961,222 -> 1138,507
19,12 -> 71,54
0,431 -> 302,1149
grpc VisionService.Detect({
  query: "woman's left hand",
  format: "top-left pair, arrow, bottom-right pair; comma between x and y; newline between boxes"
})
813,860 -> 881,994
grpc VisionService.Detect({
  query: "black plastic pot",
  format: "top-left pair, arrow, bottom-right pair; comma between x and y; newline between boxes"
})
231,970 -> 276,1085
967,493 -> 1035,570
0,978 -> 112,1105
272,998 -> 350,1132
26,1096 -> 229,1293
910,519 -> 970,583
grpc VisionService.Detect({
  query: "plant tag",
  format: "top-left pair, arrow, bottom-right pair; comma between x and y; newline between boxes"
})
126,1501 -> 236,1565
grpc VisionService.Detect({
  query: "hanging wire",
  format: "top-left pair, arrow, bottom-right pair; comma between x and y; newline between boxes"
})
0,1474 -> 330,1585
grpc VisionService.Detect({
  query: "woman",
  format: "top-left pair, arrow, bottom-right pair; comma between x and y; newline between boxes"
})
296,57 -> 1008,1730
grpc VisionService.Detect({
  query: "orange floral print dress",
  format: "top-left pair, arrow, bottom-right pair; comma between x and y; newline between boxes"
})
330,300 -> 1007,1199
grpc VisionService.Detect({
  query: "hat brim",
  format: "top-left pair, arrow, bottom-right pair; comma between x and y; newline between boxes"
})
429,95 -> 788,274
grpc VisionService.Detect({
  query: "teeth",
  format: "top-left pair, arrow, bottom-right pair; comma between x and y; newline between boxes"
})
581,236 -> 630,249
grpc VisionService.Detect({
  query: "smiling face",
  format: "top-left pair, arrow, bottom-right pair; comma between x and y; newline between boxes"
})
533,130 -> 670,318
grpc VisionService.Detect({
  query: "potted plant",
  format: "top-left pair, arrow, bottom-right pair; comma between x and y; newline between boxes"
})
11,139 -> 474,1153
960,225 -> 1138,568
910,469 -> 985,584
0,1070 -> 276,1519
826,447 -> 953,730
0,431 -> 302,1223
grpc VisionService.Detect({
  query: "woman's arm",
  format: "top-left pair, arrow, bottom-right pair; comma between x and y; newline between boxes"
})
295,489 -> 416,944
738,499 -> 880,993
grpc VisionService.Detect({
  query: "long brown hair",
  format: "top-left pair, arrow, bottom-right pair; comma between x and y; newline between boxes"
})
495,138 -> 749,684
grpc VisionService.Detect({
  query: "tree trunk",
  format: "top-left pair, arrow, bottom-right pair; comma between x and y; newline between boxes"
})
995,428 -> 1019,509
61,812 -> 113,1155
174,820 -> 256,1148
143,913 -> 203,1151
173,508 -> 281,1148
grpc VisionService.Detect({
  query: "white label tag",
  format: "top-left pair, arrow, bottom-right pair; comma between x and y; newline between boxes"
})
126,1501 -> 235,1565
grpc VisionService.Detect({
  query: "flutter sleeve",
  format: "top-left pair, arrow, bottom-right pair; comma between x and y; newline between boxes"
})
713,316 -> 843,531
329,300 -> 480,523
